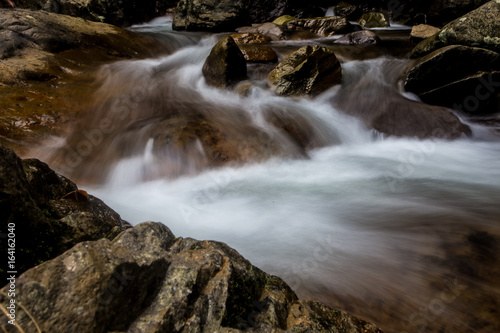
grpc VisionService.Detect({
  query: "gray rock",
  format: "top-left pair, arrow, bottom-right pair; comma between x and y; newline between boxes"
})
411,0 -> 500,58
202,36 -> 248,88
334,30 -> 382,45
405,45 -> 500,114
0,220 -> 383,332
268,45 -> 342,96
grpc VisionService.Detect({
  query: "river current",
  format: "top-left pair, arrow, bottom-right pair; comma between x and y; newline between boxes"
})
46,17 -> 500,333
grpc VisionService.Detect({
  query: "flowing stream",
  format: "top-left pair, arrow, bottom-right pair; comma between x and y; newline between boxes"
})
45,18 -> 500,333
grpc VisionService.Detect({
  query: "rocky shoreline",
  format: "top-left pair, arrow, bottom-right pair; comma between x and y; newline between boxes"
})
1,0 -> 500,332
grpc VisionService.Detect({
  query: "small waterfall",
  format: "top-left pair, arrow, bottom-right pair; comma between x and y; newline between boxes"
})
43,24 -> 500,333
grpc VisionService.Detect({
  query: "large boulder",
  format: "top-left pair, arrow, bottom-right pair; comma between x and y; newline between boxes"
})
0,221 -> 383,332
335,2 -> 362,21
334,30 -> 382,45
283,16 -> 352,37
0,144 -> 127,282
411,0 -> 500,58
405,45 -> 500,114
202,36 -> 248,88
173,0 -> 288,32
0,9 -> 166,85
268,45 -> 342,97
10,0 -> 165,27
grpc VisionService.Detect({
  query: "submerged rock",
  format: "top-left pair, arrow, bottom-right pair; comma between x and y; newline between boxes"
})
268,45 -> 342,96
357,12 -> 390,28
202,36 -> 248,88
334,30 -> 382,45
411,0 -> 500,58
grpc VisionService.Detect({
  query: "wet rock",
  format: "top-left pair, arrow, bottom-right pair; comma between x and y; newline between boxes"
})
231,33 -> 271,44
246,0 -> 289,24
357,12 -> 390,28
238,45 -> 278,63
202,36 -> 248,88
0,221 -> 383,332
411,0 -> 500,58
334,30 -> 381,45
0,9 -> 166,84
173,0 -> 287,32
268,45 -> 342,96
284,16 -> 352,37
335,2 -> 362,21
0,144 -> 126,282
405,45 -> 500,114
371,101 -> 471,139
410,24 -> 440,43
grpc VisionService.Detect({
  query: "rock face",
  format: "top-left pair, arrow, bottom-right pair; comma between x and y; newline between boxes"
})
268,45 -> 342,97
427,0 -> 490,26
0,144 -> 126,282
411,0 -> 500,58
334,30 -> 382,45
0,9 -> 166,84
10,0 -> 164,27
202,36 -> 248,88
284,16 -> 352,37
357,12 -> 390,28
0,221 -> 383,332
173,0 -> 288,32
405,45 -> 500,114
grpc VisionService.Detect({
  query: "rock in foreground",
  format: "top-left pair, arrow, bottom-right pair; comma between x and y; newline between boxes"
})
0,144 -> 127,281
0,221 -> 383,332
268,45 -> 342,97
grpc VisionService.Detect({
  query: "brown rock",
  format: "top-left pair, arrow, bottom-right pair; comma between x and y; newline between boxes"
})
410,24 -> 440,43
238,44 -> 278,63
284,16 -> 352,37
268,45 -> 342,96
334,30 -> 382,45
230,33 -> 271,44
202,36 -> 247,88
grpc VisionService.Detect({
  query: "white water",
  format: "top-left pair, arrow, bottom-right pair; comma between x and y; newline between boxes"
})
59,30 -> 500,332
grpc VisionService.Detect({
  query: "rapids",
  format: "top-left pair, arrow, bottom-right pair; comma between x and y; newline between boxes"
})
45,19 -> 500,333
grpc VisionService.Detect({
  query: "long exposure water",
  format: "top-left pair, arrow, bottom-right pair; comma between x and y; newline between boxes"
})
45,18 -> 500,333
